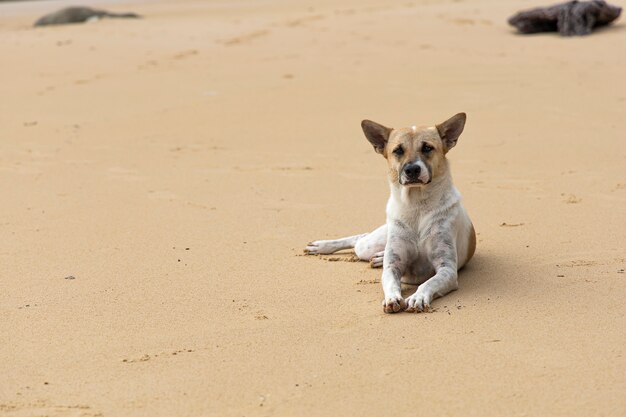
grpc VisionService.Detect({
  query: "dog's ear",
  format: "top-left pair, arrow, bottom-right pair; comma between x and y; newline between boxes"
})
436,113 -> 466,153
361,120 -> 392,155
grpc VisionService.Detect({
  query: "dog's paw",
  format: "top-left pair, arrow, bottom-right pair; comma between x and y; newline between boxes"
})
405,289 -> 433,313
382,296 -> 406,314
369,251 -> 384,268
304,240 -> 337,255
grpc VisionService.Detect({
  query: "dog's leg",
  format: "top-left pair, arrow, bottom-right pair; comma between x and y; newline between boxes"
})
305,224 -> 387,257
405,266 -> 457,312
381,221 -> 415,313
405,228 -> 458,312
304,233 -> 367,255
354,224 -> 387,265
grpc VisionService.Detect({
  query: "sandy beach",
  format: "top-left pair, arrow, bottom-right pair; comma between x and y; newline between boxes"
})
1,0 -> 625,416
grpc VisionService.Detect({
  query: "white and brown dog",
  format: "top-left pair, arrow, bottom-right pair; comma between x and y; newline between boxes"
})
305,113 -> 476,313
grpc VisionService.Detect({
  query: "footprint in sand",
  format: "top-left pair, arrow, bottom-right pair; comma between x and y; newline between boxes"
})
562,193 -> 582,204
319,254 -> 360,263
500,222 -> 524,227
73,74 -> 105,85
282,14 -> 326,27
172,49 -> 198,60
272,166 -> 312,171
186,201 -> 216,210
0,403 -> 101,417
221,29 -> 270,46
557,260 -> 597,268
122,348 -> 195,363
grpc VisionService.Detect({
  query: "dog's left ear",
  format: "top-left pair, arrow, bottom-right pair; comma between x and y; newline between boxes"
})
436,113 -> 466,153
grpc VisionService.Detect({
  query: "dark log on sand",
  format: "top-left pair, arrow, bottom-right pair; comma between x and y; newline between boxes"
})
508,0 -> 621,36
34,6 -> 140,27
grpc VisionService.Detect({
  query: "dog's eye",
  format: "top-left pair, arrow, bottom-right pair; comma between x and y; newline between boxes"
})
422,144 -> 433,154
393,146 -> 404,157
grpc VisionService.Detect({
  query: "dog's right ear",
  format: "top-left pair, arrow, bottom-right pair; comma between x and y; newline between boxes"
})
361,120 -> 392,155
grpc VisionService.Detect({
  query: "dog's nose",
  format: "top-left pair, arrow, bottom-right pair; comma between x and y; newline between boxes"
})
403,163 -> 421,178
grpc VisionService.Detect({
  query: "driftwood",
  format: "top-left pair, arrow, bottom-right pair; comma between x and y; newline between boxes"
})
34,7 -> 140,27
508,0 -> 621,36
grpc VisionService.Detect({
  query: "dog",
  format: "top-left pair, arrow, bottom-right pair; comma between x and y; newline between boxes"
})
305,113 -> 476,313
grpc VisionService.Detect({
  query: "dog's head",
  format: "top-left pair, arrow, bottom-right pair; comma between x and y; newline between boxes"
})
361,113 -> 466,187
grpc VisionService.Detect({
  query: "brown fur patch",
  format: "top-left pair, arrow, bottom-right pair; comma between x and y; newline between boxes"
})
466,223 -> 477,263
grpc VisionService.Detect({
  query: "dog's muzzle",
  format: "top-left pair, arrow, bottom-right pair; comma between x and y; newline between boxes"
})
400,162 -> 430,185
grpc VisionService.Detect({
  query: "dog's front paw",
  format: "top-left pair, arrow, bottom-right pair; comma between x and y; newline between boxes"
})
382,296 -> 406,314
405,290 -> 433,313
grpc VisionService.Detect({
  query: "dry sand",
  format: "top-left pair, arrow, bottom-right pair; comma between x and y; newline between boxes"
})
1,0 -> 625,416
